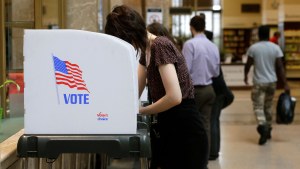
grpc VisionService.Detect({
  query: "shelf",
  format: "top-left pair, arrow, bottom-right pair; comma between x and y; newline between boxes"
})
223,28 -> 251,62
286,69 -> 300,78
280,22 -> 300,78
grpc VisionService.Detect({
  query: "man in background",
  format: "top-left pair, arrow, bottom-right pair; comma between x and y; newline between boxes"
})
200,12 -> 227,161
270,31 -> 281,45
182,15 -> 220,163
199,13 -> 213,41
244,25 -> 290,145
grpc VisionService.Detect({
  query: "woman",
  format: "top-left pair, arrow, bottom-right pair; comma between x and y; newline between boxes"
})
105,5 -> 208,169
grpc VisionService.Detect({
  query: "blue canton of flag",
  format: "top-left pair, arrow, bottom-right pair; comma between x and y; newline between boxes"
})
54,57 -> 68,74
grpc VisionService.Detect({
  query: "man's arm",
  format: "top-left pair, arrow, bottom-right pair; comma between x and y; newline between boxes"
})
276,58 -> 290,94
182,42 -> 193,73
244,56 -> 253,85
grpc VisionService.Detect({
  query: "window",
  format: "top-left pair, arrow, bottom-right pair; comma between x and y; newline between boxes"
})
171,0 -> 221,47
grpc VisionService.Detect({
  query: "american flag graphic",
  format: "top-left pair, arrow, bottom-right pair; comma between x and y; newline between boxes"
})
53,56 -> 89,92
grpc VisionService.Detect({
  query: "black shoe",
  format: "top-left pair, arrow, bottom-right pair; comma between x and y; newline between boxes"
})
258,135 -> 267,145
257,125 -> 269,145
267,127 -> 272,139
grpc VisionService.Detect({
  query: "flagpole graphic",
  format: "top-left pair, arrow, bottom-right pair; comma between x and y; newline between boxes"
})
52,54 -> 61,104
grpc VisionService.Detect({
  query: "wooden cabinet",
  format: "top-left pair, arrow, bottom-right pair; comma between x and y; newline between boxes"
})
285,35 -> 300,69
280,22 -> 300,78
223,28 -> 251,62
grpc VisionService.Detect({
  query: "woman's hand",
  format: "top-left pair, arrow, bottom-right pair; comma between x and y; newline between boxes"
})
139,64 -> 182,115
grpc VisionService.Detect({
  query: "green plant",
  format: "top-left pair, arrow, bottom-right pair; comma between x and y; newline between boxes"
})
0,79 -> 20,91
0,79 -> 20,119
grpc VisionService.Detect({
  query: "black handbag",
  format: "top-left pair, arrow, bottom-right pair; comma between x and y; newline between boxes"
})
212,67 -> 234,109
276,92 -> 296,124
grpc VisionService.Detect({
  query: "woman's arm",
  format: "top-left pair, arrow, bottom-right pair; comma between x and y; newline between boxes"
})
139,63 -> 182,115
138,63 -> 147,97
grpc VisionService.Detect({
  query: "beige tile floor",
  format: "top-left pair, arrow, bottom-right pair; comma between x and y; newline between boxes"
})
108,80 -> 300,169
208,124 -> 300,169
208,81 -> 300,169
108,123 -> 300,169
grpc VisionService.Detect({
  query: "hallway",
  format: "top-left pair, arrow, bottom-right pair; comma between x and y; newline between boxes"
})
108,81 -> 300,169
1,81 -> 298,169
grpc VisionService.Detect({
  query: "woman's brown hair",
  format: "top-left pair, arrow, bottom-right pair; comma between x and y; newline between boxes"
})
105,5 -> 147,58
147,22 -> 177,46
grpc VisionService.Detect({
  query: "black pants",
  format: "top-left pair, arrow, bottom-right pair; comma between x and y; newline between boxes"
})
154,99 -> 209,169
210,94 -> 224,158
194,85 -> 216,156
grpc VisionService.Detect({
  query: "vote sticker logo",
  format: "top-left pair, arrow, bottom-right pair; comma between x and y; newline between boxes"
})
97,112 -> 109,121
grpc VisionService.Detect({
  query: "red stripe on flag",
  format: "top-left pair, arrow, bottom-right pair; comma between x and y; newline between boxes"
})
54,61 -> 89,92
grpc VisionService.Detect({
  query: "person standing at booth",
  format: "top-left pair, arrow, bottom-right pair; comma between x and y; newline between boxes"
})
146,22 -> 179,169
182,15 -> 220,161
244,25 -> 290,145
105,5 -> 209,169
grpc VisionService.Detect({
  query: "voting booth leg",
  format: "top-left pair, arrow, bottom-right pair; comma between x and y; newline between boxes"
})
22,158 -> 54,169
101,154 -> 109,169
21,158 -> 27,169
46,160 -> 53,169
94,153 -> 109,169
140,157 -> 149,169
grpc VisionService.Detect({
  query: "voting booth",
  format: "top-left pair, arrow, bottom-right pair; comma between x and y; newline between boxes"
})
23,29 -> 138,134
17,30 -> 150,168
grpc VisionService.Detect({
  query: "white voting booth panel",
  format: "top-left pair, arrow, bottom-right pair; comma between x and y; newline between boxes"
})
24,30 -> 138,134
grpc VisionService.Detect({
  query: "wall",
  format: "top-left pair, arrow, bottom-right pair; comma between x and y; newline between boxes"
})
146,0 -> 171,29
11,0 -> 34,69
65,0 -> 98,32
279,0 -> 300,22
222,0 -> 262,28
222,0 -> 300,28
262,0 -> 279,25
42,0 -> 59,27
108,0 -> 171,29
110,0 -> 142,14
